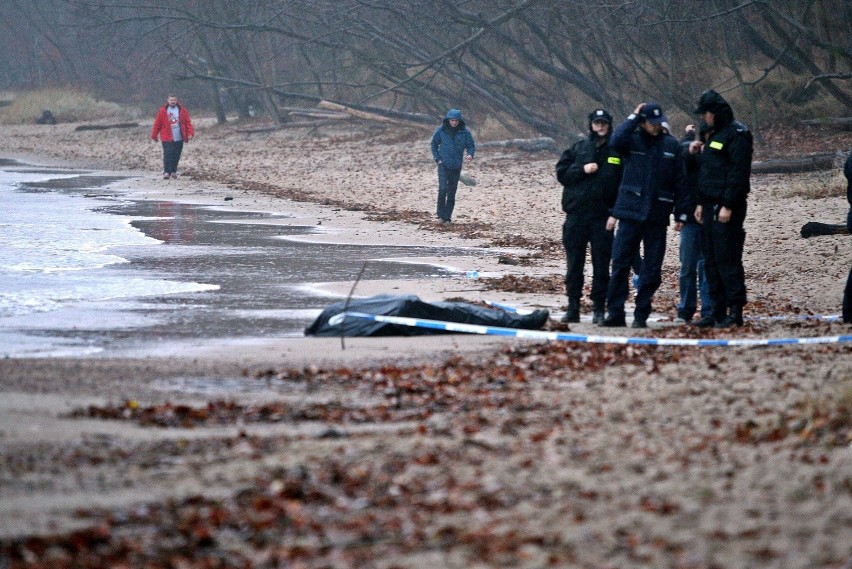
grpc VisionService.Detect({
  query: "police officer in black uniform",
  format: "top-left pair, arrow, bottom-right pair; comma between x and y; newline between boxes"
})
555,109 -> 623,324
690,90 -> 753,328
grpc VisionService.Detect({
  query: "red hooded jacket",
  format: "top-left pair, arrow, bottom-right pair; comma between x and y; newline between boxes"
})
151,104 -> 194,142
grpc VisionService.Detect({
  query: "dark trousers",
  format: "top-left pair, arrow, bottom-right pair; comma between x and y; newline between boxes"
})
701,202 -> 747,313
562,214 -> 612,308
436,165 -> 461,221
606,219 -> 668,320
678,222 -> 713,320
844,266 -> 852,323
162,141 -> 184,175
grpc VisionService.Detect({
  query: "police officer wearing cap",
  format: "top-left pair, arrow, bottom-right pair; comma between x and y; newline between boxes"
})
555,109 -> 623,324
601,102 -> 690,329
690,90 -> 753,328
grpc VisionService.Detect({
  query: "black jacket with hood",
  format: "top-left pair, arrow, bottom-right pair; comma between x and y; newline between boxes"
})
695,90 -> 753,209
555,112 -> 623,217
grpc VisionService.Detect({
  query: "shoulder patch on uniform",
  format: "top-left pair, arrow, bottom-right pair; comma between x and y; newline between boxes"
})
709,141 -> 724,150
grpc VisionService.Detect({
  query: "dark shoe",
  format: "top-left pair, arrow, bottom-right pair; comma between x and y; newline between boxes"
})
692,315 -> 717,328
601,315 -> 626,327
714,305 -> 744,328
673,310 -> 692,324
525,309 -> 550,329
561,298 -> 580,323
163,172 -> 170,179
562,308 -> 580,323
631,318 -> 647,329
592,311 -> 605,325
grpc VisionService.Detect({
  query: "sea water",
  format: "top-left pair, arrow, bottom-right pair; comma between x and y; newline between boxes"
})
0,165 -> 217,322
0,161 -> 220,356
0,160 -> 467,357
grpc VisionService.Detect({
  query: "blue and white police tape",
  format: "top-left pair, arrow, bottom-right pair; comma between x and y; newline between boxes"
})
485,300 -> 842,323
336,312 -> 852,347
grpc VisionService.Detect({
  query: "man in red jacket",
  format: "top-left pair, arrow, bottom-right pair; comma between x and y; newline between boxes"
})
151,95 -> 194,179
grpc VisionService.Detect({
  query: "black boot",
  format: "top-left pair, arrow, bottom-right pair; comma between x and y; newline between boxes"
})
524,309 -> 551,329
561,298 -> 580,323
694,306 -> 726,328
591,303 -> 605,324
715,305 -> 744,328
601,314 -> 626,327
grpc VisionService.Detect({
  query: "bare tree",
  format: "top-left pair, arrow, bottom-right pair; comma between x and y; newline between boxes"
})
2,0 -> 849,137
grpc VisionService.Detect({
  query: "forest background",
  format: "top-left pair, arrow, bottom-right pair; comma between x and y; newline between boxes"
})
1,0 -> 851,141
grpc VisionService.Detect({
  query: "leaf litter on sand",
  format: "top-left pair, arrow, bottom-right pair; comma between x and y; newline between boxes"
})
6,337 -> 851,568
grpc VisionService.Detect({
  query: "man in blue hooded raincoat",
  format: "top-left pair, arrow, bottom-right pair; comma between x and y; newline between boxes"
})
430,109 -> 475,223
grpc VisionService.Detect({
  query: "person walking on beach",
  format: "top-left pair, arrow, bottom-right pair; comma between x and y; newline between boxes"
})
430,109 -> 475,223
690,90 -> 753,328
151,94 -> 194,180
555,108 -> 622,324
601,103 -> 689,329
676,122 -> 713,324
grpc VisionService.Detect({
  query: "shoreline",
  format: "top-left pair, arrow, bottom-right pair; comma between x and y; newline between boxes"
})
2,154 -> 554,365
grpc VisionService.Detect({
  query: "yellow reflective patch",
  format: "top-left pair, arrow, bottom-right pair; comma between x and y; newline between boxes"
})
607,157 -> 622,165
709,141 -> 724,150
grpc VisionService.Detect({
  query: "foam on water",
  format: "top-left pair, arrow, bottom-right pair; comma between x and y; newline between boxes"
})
0,167 -> 218,319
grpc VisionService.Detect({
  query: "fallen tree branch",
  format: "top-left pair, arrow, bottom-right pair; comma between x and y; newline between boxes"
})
287,110 -> 350,120
317,101 -> 434,127
233,118 -> 354,134
805,72 -> 852,89
74,122 -> 139,131
800,221 -> 849,239
751,153 -> 836,174
477,137 -> 557,152
800,117 -> 852,129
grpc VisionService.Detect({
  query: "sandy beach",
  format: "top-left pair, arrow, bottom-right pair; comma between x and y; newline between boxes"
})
0,116 -> 850,567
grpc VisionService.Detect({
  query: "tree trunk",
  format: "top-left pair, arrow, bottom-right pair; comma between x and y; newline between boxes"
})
751,153 -> 837,174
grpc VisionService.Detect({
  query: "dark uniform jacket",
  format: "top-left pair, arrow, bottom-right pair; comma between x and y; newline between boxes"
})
696,118 -> 753,209
555,133 -> 622,217
609,115 -> 689,225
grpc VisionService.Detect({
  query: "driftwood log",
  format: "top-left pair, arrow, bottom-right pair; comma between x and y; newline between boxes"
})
477,137 -> 557,152
800,222 -> 849,239
233,118 -> 357,134
287,110 -> 351,120
74,122 -> 139,131
317,101 -> 434,126
800,117 -> 852,130
751,153 -> 837,174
